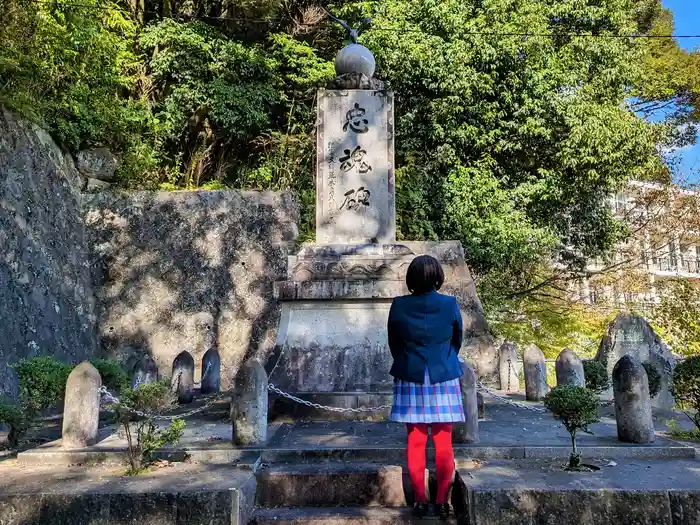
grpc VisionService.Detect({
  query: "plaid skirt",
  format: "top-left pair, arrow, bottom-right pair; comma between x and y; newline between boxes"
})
390,369 -> 465,424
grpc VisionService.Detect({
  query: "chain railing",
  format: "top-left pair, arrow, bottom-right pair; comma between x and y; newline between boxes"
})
267,383 -> 392,413
99,362 -> 223,421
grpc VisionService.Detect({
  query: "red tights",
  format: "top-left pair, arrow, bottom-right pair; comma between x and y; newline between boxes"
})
406,423 -> 454,504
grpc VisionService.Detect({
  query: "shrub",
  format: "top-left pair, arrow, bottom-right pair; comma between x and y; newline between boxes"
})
544,384 -> 600,469
107,381 -> 184,475
11,357 -> 72,414
582,360 -> 610,394
666,418 -> 700,441
642,362 -> 661,399
90,359 -> 129,393
671,356 -> 700,431
0,400 -> 27,448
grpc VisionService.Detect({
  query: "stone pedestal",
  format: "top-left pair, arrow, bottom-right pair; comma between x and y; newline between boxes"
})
269,241 -> 493,417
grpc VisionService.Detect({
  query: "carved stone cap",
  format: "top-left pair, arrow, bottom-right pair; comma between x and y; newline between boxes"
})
295,243 -> 415,259
327,72 -> 386,91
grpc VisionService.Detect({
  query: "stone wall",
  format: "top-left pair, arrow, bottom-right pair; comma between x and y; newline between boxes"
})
0,110 -> 98,398
84,190 -> 298,390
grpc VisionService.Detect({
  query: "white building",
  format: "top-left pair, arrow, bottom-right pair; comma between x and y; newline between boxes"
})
576,180 -> 700,308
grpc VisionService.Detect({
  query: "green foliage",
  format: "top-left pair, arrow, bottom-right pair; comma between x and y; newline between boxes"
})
0,399 -> 27,449
671,356 -> 700,432
544,384 -> 600,468
90,359 -> 129,393
582,360 -> 610,395
642,362 -> 661,399
651,280 -> 700,356
488,297 -> 612,359
0,0 -> 157,180
11,357 -> 72,414
2,0 -> 696,304
666,418 -> 700,442
109,381 -> 184,474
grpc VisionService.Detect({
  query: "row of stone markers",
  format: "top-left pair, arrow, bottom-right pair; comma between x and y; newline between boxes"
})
498,343 -> 657,445
60,356 -> 270,451
132,348 -> 222,403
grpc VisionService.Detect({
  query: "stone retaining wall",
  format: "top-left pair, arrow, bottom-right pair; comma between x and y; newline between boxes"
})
85,190 -> 298,390
0,109 -> 98,399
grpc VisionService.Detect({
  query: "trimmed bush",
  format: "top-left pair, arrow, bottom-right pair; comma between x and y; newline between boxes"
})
671,356 -> 700,431
544,384 -> 600,469
90,359 -> 129,392
11,357 -> 72,414
582,360 -> 610,394
642,362 -> 661,399
0,400 -> 26,448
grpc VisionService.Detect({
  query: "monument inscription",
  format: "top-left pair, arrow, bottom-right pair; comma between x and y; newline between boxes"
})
316,90 -> 395,244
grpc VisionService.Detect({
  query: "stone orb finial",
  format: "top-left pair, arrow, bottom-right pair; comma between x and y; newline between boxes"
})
335,44 -> 376,78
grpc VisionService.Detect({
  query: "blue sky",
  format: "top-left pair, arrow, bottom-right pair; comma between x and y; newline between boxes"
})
660,0 -> 699,184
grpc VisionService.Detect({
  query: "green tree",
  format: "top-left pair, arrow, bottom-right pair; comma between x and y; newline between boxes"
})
651,279 -> 700,356
362,0 -> 666,299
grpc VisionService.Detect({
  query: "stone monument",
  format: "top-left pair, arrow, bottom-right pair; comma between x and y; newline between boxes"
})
267,23 -> 495,416
595,313 -> 676,410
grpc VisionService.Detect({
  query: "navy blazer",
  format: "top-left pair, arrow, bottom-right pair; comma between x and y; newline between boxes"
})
387,290 -> 464,384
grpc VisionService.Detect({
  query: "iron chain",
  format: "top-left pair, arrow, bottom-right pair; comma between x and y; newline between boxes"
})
99,385 -> 225,420
267,383 -> 391,413
476,381 -> 548,413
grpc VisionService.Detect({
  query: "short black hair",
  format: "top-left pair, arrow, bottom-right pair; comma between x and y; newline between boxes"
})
406,255 -> 445,295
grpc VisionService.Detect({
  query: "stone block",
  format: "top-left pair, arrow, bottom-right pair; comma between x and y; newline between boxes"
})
470,489 -> 672,525
595,313 -> 676,410
201,347 -> 221,395
316,90 -> 395,244
454,359 -> 479,444
523,344 -> 547,401
499,342 -> 520,392
256,463 -> 405,507
76,147 -> 119,181
171,351 -> 195,404
232,359 -> 267,446
669,491 -> 700,525
85,177 -> 112,192
62,361 -> 101,449
613,354 -> 655,444
555,348 -> 585,387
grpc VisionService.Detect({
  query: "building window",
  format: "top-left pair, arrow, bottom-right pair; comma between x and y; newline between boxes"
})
669,240 -> 678,271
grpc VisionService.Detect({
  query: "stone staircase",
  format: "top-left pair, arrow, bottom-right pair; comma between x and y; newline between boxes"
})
250,461 -> 460,524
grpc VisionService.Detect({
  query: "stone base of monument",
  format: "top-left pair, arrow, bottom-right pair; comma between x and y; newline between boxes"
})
267,241 -> 496,419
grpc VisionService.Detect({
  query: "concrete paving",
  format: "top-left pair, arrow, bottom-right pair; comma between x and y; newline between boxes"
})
16,394 -> 699,465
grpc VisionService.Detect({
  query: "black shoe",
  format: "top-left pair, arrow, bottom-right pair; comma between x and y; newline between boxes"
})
412,501 -> 428,518
435,503 -> 450,521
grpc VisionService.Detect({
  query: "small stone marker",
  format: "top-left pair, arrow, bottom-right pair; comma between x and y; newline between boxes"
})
613,354 -> 655,444
499,341 -> 520,392
200,347 -> 221,395
454,359 -> 479,444
523,344 -> 548,401
62,362 -> 101,449
171,351 -> 195,404
555,348 -> 585,387
131,355 -> 158,389
232,358 -> 268,446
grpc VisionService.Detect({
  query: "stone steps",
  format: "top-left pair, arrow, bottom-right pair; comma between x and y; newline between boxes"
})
256,462 -> 408,507
251,506 -> 459,524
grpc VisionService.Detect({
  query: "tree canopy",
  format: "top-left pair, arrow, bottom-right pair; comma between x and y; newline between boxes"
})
1,0 -> 697,308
